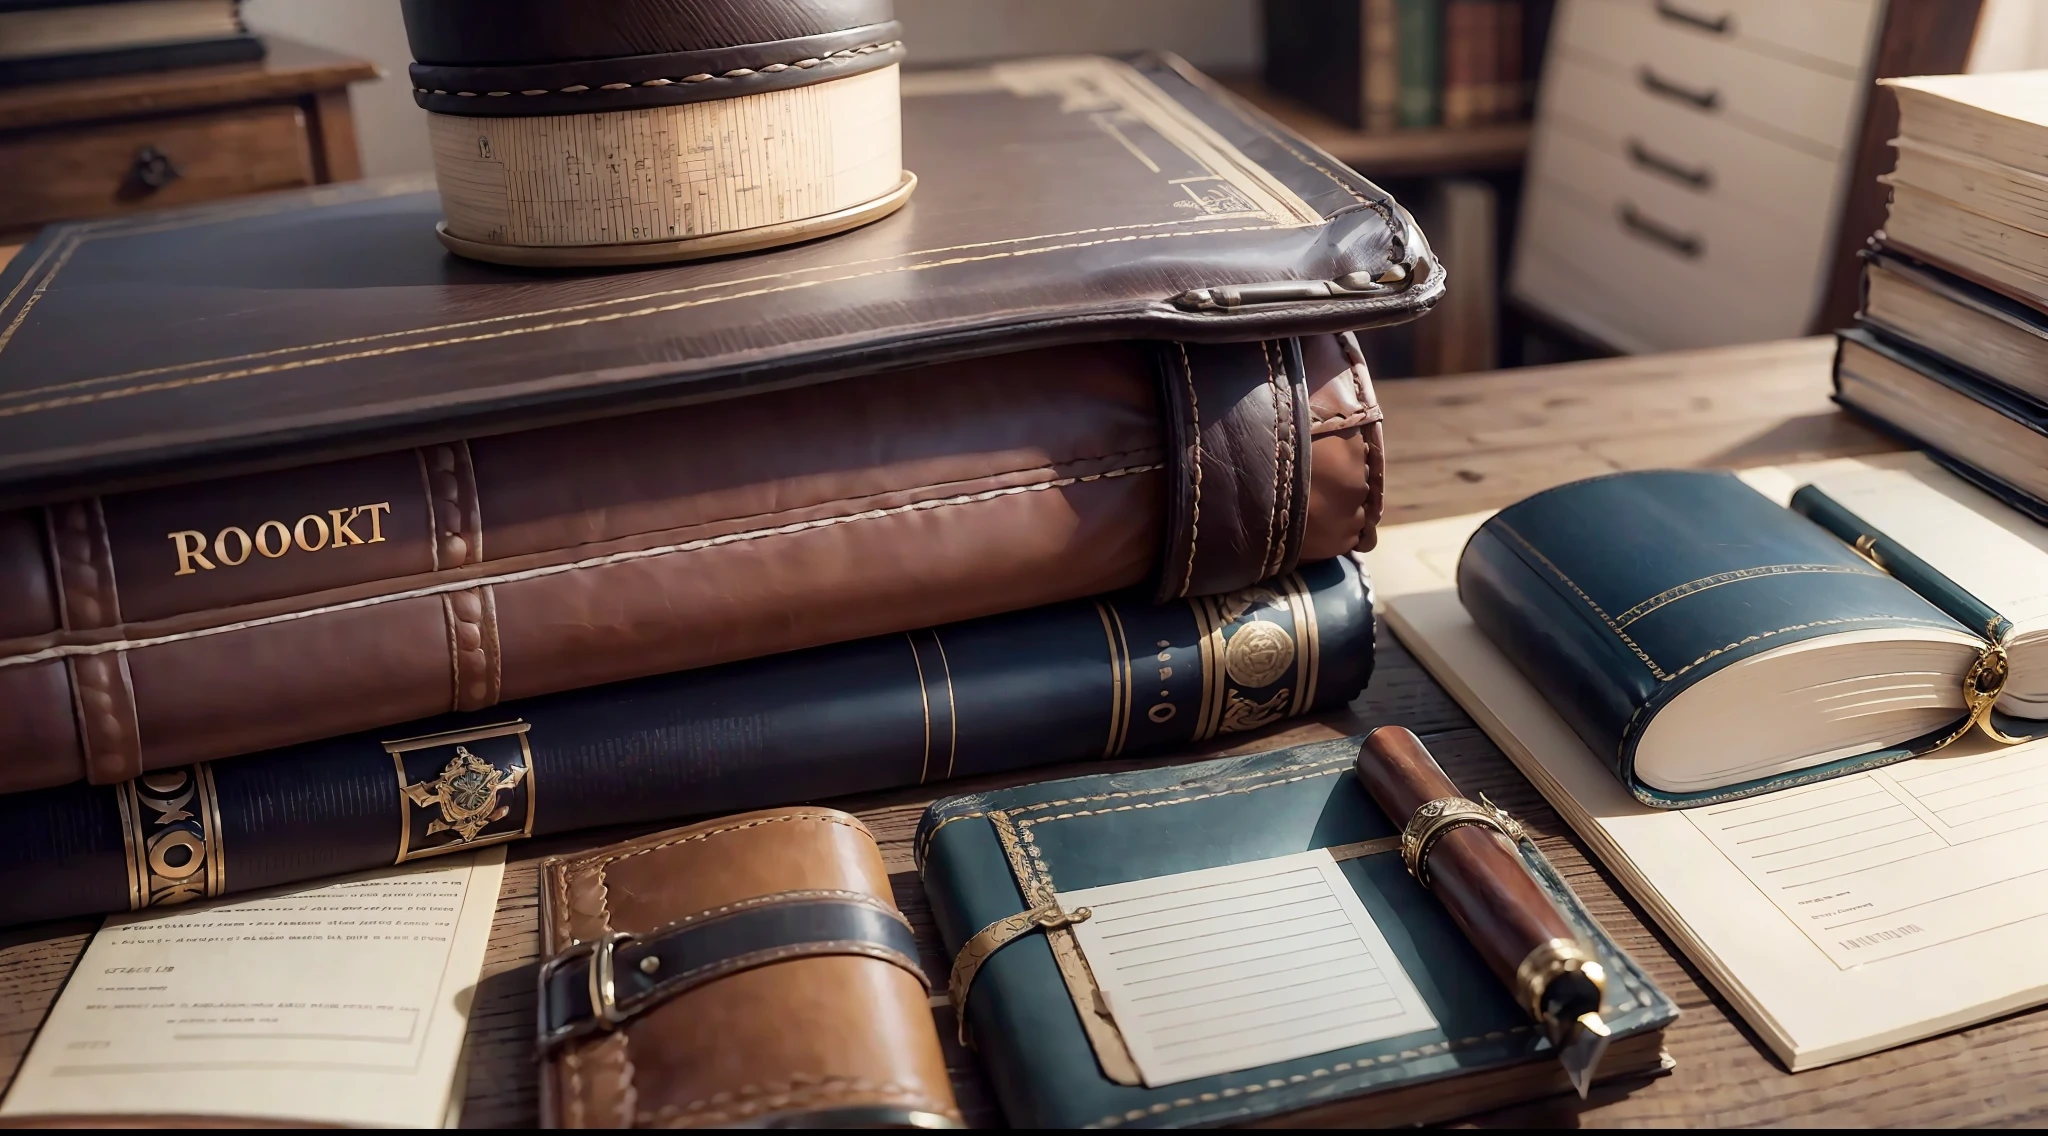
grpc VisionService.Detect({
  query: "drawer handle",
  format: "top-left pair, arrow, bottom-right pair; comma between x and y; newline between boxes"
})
1618,202 -> 1703,259
1638,66 -> 1720,111
1654,0 -> 1733,35
130,145 -> 182,191
1627,139 -> 1713,190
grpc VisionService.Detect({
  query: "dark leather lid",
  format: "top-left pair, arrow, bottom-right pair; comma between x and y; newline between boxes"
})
400,0 -> 896,63
401,0 -> 900,114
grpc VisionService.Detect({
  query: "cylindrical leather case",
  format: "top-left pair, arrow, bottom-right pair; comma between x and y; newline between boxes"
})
537,807 -> 961,1128
401,0 -> 911,266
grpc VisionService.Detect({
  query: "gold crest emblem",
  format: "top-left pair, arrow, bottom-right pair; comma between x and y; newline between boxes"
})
1224,619 -> 1296,688
402,745 -> 528,842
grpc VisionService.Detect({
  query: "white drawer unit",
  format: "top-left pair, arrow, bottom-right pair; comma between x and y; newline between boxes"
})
1542,57 -> 1839,233
1628,0 -> 1882,75
1512,0 -> 1887,352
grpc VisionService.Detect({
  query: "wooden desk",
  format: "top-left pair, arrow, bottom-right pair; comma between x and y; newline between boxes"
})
0,39 -> 375,241
8,337 -> 2045,1127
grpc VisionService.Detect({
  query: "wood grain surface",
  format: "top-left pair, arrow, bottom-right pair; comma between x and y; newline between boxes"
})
0,101 -> 314,231
10,337 -> 2044,1127
0,39 -> 377,134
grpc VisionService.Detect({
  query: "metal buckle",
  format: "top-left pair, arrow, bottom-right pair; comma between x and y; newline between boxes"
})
536,931 -> 633,1052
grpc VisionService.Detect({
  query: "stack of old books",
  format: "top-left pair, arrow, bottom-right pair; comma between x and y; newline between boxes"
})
1835,69 -> 2048,522
0,33 -> 1439,924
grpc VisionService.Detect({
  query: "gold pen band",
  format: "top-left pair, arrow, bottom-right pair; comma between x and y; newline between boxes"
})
1399,794 -> 1525,888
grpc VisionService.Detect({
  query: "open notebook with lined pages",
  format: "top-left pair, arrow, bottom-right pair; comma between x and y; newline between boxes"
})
1366,454 -> 2048,1069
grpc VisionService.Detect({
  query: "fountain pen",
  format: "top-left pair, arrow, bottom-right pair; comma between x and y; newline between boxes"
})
1353,725 -> 1613,1098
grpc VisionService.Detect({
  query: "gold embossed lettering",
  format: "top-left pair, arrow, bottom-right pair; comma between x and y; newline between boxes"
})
168,502 -> 392,577
359,501 -> 391,543
293,514 -> 330,551
167,531 -> 215,575
254,520 -> 292,559
1157,666 -> 1173,680
213,526 -> 252,566
1148,703 -> 1177,723
329,507 -> 365,546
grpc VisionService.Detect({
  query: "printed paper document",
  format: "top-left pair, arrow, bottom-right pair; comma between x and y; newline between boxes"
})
0,850 -> 504,1127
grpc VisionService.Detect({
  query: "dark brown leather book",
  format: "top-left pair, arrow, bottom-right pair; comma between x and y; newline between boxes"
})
0,51 -> 1426,795
0,332 -> 1386,792
0,51 -> 1435,506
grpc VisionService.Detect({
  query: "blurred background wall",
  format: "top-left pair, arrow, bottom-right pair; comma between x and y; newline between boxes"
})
240,0 -> 1264,180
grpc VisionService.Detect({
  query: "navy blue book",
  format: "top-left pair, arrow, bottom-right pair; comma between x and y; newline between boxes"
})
0,558 -> 1373,928
1459,470 -> 2046,808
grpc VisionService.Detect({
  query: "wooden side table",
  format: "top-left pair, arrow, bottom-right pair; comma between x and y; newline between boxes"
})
0,38 -> 377,242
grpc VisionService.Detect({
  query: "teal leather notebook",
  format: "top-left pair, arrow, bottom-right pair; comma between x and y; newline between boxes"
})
918,739 -> 1676,1128
1458,470 -> 2038,809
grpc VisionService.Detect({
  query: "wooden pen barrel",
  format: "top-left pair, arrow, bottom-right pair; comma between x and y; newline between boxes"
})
1354,726 -> 1595,1022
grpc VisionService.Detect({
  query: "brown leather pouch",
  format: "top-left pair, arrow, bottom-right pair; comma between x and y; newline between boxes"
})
536,807 -> 961,1129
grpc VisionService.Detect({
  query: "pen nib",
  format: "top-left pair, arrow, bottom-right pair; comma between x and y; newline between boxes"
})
1559,1011 -> 1612,1100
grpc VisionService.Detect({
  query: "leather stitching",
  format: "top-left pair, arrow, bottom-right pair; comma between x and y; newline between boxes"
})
1090,1025 -> 1535,1127
438,593 -> 463,712
482,584 -> 502,707
627,888 -> 892,936
415,41 -> 901,99
557,814 -> 892,1127
443,587 -> 499,711
1308,408 -> 1382,434
1175,343 -> 1201,598
1260,342 -> 1283,580
0,224 -> 1301,420
0,216 -> 1286,412
960,750 -> 1555,1127
1491,521 -> 1670,679
591,811 -> 873,874
1611,564 -> 1884,630
640,1073 -> 957,1127
0,460 -> 1167,669
548,862 -> 590,1128
917,752 -> 1353,866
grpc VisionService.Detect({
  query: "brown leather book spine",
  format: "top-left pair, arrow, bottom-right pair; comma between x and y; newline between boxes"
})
1473,0 -> 1500,123
0,336 -> 1384,792
1442,0 -> 1478,129
1499,0 -> 1526,120
1352,726 -> 1581,1004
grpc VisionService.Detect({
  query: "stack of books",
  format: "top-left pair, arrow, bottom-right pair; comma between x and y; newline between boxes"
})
0,51 -> 1431,929
1262,0 -> 1552,132
1835,70 -> 2048,522
0,0 -> 263,86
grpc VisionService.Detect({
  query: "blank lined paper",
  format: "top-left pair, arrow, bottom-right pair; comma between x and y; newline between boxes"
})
1058,849 -> 1438,1087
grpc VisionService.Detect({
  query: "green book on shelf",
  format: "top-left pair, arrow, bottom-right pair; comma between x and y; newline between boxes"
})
1397,0 -> 1443,127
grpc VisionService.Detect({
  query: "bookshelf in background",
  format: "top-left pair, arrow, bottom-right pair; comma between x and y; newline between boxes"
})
1252,1 -> 1555,378
1262,0 -> 1553,134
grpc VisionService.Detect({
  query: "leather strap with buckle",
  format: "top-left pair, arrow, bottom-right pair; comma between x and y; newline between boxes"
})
536,889 -> 926,1053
